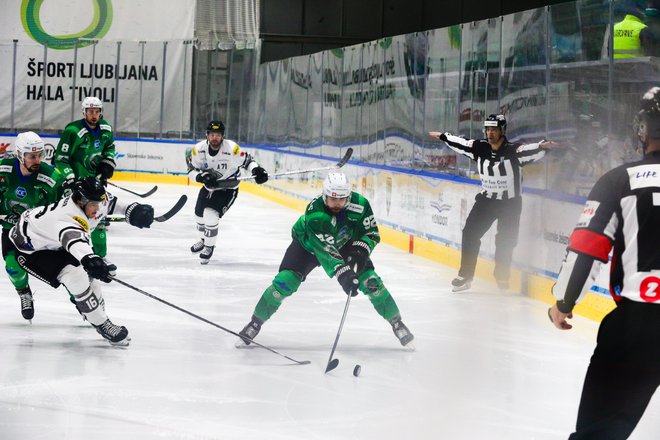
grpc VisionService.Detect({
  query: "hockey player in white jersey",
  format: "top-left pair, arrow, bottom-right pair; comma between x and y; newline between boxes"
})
188,120 -> 269,264
6,177 -> 154,345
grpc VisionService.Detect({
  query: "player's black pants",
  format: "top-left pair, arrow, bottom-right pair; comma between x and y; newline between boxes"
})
279,239 -> 374,280
194,187 -> 239,217
569,299 -> 660,440
458,193 -> 522,281
2,232 -> 79,288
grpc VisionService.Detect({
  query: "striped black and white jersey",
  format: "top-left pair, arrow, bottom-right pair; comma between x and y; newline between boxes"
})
188,139 -> 258,190
9,193 -> 125,262
552,151 -> 660,311
442,133 -> 546,200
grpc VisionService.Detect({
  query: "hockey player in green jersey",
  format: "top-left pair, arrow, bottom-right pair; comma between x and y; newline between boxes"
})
54,96 -> 116,261
237,172 -> 414,347
0,132 -> 64,321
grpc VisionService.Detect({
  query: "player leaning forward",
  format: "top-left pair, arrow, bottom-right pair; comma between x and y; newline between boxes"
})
237,172 -> 414,347
6,177 -> 154,345
187,121 -> 268,264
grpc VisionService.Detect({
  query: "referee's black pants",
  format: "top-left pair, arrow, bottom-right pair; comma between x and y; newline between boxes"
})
569,299 -> 660,440
457,193 -> 522,281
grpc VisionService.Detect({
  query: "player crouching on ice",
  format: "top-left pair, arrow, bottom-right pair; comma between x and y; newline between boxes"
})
237,172 -> 414,347
5,177 -> 154,345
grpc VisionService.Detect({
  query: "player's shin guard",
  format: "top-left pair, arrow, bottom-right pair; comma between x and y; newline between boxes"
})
91,225 -> 108,258
5,253 -> 29,290
191,217 -> 206,252
253,270 -> 302,322
202,208 -> 220,247
358,269 -> 400,321
73,283 -> 108,326
59,266 -> 108,325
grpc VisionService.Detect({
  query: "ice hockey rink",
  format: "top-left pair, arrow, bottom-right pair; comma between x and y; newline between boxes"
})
1,182 -> 658,440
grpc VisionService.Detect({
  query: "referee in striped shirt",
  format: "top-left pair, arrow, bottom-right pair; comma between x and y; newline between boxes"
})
429,114 -> 558,292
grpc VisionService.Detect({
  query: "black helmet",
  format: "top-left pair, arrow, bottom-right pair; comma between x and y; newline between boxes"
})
72,176 -> 107,205
636,86 -> 660,141
206,120 -> 225,135
484,114 -> 507,134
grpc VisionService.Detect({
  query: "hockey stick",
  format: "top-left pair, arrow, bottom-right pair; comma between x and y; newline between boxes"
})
324,292 -> 353,373
112,277 -> 311,366
107,181 -> 158,198
212,148 -> 354,189
106,194 -> 188,223
154,194 -> 187,221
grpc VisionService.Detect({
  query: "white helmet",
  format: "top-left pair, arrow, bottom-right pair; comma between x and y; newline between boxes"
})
81,96 -> 103,113
323,172 -> 351,199
15,131 -> 45,163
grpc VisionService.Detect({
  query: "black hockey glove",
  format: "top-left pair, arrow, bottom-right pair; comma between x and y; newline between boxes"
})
345,241 -> 370,273
439,132 -> 448,142
97,159 -> 115,180
81,254 -> 116,283
125,202 -> 154,229
336,266 -> 359,297
251,166 -> 269,184
196,171 -> 219,188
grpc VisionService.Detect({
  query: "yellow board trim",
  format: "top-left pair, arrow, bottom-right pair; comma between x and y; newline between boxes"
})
111,172 -> 614,322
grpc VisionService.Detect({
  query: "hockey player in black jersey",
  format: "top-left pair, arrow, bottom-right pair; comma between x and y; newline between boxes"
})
429,115 -> 558,292
549,87 -> 660,439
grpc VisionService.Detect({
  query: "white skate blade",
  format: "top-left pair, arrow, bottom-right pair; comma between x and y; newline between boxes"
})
403,342 -> 416,351
108,336 -> 131,347
234,340 -> 256,349
451,282 -> 471,293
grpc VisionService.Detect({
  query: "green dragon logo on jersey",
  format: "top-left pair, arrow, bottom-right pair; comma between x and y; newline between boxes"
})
21,0 -> 113,50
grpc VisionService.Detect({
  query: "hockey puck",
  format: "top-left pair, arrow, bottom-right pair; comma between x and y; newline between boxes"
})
353,364 -> 361,377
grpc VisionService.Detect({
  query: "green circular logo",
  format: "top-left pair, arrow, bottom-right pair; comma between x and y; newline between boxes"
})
21,0 -> 113,50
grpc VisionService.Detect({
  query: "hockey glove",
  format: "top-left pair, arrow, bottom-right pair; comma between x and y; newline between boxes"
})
81,254 -> 116,283
97,159 -> 116,180
125,202 -> 154,229
196,172 -> 219,188
336,265 -> 359,296
251,166 -> 269,184
345,241 -> 370,273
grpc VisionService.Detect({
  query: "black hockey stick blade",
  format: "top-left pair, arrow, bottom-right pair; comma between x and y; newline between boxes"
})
106,194 -> 188,223
336,147 -> 353,168
325,358 -> 339,373
206,179 -> 240,189
111,277 -> 311,366
154,195 -> 187,222
107,181 -> 158,198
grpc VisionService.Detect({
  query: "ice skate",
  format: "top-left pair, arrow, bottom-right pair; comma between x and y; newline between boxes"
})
200,245 -> 214,264
451,276 -> 472,292
390,317 -> 414,347
17,286 -> 34,322
94,319 -> 130,346
235,317 -> 263,347
190,239 -> 205,253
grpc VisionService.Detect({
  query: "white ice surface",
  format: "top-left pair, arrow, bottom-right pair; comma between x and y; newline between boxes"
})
1,183 -> 658,440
